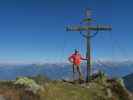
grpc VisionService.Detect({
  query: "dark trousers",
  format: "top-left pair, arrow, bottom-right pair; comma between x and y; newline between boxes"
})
72,64 -> 83,80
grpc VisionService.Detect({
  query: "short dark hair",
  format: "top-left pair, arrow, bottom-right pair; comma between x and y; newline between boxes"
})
74,49 -> 79,53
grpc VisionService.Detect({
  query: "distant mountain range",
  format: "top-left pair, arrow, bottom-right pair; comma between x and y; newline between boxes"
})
123,73 -> 133,92
0,61 -> 132,80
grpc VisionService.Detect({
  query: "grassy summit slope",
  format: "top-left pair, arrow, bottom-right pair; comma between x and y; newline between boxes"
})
0,73 -> 132,100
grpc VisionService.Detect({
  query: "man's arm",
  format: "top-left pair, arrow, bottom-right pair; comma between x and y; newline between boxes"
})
68,56 -> 73,63
80,55 -> 88,60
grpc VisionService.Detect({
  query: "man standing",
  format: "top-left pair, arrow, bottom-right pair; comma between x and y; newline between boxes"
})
68,49 -> 87,81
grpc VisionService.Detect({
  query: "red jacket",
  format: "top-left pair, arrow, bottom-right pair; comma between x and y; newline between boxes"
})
69,53 -> 85,65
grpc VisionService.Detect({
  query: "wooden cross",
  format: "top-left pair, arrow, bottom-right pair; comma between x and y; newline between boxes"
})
66,8 -> 112,82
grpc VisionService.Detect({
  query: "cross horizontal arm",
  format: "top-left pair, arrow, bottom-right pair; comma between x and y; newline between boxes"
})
66,24 -> 112,32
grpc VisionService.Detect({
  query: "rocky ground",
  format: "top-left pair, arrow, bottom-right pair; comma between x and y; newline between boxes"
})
0,73 -> 132,100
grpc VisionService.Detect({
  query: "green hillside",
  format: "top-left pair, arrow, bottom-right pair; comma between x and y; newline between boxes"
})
0,73 -> 132,100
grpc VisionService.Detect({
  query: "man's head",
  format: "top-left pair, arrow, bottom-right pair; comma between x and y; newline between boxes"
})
74,49 -> 79,54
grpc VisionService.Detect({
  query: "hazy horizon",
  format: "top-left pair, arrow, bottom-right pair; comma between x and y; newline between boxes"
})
0,59 -> 132,65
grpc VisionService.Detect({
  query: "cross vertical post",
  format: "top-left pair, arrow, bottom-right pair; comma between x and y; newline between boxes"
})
86,32 -> 91,82
85,8 -> 92,82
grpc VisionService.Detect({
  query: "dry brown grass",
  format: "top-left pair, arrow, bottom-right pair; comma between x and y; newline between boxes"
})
0,82 -> 39,100
0,75 -> 132,100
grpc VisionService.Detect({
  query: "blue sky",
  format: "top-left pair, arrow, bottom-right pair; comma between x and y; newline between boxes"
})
0,0 -> 132,63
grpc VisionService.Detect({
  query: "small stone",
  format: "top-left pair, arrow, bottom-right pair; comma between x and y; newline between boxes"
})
86,86 -> 90,89
107,88 -> 112,98
80,84 -> 86,88
0,95 -> 6,100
